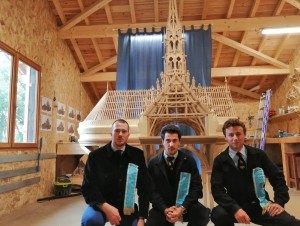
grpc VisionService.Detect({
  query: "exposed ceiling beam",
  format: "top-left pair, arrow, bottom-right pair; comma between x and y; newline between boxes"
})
129,0 -> 136,23
286,0 -> 300,9
57,15 -> 300,39
81,72 -> 116,82
60,0 -> 112,31
104,5 -> 118,53
80,66 -> 289,82
212,33 -> 289,69
202,0 -> 208,19
154,0 -> 159,22
82,56 -> 118,77
211,79 -> 260,99
212,66 -> 289,77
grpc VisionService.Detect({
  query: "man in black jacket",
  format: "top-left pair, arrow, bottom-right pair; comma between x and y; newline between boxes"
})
211,118 -> 300,226
81,119 -> 149,226
146,124 -> 210,226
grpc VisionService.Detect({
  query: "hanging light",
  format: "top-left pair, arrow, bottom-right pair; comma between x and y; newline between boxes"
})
261,27 -> 300,35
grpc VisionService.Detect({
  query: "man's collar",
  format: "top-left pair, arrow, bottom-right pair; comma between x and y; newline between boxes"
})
111,143 -> 125,152
228,145 -> 246,158
163,150 -> 178,160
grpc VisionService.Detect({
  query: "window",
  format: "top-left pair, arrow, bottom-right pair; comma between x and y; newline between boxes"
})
0,41 -> 40,148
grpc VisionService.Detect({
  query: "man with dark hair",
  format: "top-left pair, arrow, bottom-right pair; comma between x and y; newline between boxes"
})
146,124 -> 210,226
211,118 -> 300,226
81,119 -> 149,226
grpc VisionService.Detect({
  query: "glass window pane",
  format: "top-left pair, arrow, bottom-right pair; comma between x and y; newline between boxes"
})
0,49 -> 12,143
14,60 -> 38,143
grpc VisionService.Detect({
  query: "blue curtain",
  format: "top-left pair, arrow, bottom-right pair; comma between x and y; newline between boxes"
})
116,26 -> 212,89
184,25 -> 212,86
116,28 -> 165,90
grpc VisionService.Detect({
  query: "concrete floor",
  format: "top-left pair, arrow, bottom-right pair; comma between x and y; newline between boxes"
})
0,182 -> 299,226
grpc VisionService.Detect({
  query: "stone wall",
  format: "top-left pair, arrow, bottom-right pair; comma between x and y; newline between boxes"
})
0,0 -> 93,216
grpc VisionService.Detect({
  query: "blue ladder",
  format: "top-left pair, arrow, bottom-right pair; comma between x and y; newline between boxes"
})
252,89 -> 272,150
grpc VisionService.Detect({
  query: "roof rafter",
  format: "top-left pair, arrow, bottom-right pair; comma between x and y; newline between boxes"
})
80,66 -> 289,83
286,0 -> 300,9
212,33 -> 289,69
211,79 -> 260,99
59,0 -> 112,31
57,15 -> 300,39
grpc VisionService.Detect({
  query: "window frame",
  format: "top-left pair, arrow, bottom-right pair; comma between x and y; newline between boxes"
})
0,41 -> 41,149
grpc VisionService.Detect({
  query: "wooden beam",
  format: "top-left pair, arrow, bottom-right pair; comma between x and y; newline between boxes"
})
57,15 -> 300,39
129,0 -> 136,23
212,33 -> 289,69
82,56 -> 117,76
214,0 -> 235,67
202,0 -> 208,19
79,66 -> 289,83
274,34 -> 291,59
104,5 -> 118,53
154,0 -> 159,22
81,72 -> 117,82
212,80 -> 260,99
251,36 -> 268,65
212,66 -> 289,77
286,0 -> 300,9
60,0 -> 112,31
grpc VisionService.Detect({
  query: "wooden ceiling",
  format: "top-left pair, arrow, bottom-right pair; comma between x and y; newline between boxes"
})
48,0 -> 300,103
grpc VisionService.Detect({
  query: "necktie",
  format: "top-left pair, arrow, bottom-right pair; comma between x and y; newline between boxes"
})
236,152 -> 246,171
166,156 -> 175,171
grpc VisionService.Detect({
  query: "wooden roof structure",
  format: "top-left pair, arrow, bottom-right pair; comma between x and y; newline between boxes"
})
48,0 -> 300,103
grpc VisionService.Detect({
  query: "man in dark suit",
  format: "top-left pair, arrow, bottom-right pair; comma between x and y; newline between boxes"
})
211,118 -> 300,226
146,124 -> 210,226
81,119 -> 149,226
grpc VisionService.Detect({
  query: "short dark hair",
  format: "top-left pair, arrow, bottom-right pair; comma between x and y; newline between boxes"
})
112,119 -> 129,131
160,124 -> 182,140
222,118 -> 246,136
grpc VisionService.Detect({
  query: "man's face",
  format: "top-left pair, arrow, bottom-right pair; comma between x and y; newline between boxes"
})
224,126 -> 246,152
111,121 -> 130,148
162,132 -> 180,156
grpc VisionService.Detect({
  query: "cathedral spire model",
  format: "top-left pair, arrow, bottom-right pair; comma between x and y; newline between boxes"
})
162,0 -> 187,83
78,0 -> 236,145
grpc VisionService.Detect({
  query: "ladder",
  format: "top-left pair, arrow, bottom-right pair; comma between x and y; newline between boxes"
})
252,89 -> 272,150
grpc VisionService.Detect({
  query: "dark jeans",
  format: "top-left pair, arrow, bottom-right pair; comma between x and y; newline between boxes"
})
81,205 -> 138,226
146,202 -> 210,226
211,204 -> 300,226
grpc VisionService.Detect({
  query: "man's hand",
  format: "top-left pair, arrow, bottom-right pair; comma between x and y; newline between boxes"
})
164,206 -> 183,223
234,208 -> 251,224
100,203 -> 121,225
137,218 -> 145,226
267,203 -> 284,217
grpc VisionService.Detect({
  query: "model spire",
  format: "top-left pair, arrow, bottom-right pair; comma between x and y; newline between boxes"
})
162,0 -> 188,84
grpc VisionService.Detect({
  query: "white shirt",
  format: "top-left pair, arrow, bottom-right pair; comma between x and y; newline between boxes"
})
228,146 -> 247,167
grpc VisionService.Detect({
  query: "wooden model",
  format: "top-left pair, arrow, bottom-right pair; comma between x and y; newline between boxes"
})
78,0 -> 236,147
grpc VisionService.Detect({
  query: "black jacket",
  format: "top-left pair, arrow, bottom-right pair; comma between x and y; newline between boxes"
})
211,145 -> 289,215
148,149 -> 203,214
81,142 -> 149,218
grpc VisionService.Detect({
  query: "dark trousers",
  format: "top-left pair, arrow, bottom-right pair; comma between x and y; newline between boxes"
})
146,202 -> 210,226
81,205 -> 137,226
211,204 -> 300,226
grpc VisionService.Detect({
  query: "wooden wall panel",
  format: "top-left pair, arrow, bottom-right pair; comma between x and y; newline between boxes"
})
0,0 -> 93,217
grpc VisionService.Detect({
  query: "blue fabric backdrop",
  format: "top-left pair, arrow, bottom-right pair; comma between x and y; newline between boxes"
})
116,26 -> 212,90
